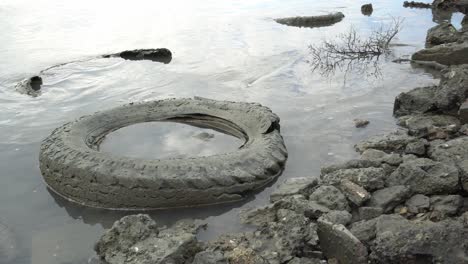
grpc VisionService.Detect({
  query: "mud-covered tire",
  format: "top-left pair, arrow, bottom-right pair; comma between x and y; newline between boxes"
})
39,97 -> 288,209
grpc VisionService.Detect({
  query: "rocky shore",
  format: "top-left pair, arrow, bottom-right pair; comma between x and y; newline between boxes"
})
93,2 -> 468,264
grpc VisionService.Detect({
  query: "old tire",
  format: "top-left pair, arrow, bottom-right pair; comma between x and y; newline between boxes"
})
39,97 -> 288,209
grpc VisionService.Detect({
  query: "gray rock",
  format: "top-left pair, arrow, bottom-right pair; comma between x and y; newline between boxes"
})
320,159 -> 381,175
398,114 -> 460,138
393,86 -> 438,117
275,195 -> 330,219
271,177 -> 319,202
459,99 -> 468,124
275,12 -> 345,28
435,66 -> 468,114
338,179 -> 371,206
460,160 -> 468,192
317,220 -> 368,264
374,214 -> 411,234
192,251 -> 227,264
429,136 -> 468,192
322,167 -> 385,191
462,212 -> 468,228
240,204 -> 277,226
318,210 -> 352,226
0,222 -> 17,264
430,195 -> 463,217
412,41 -> 468,65
355,130 -> 419,153
367,185 -> 412,213
94,214 -> 202,264
358,207 -> 383,221
404,139 -> 427,156
370,218 -> 468,263
360,149 -> 402,166
429,136 -> 468,164
426,22 -> 460,47
305,201 -> 333,219
386,158 -> 460,195
309,185 -> 350,211
349,218 -> 377,245
405,194 -> 430,214
460,124 -> 468,135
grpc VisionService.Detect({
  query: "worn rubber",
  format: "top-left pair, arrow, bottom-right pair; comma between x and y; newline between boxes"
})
39,97 -> 288,209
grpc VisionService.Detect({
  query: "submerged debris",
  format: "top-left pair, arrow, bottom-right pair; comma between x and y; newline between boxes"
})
354,119 -> 370,128
275,12 -> 345,28
103,48 -> 172,64
403,1 -> 432,8
15,76 -> 43,97
361,4 -> 373,16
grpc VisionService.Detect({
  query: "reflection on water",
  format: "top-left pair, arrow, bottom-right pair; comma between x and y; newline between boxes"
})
100,121 -> 243,159
0,0 -> 463,263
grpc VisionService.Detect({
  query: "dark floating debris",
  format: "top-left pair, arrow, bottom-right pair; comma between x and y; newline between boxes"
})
15,76 -> 43,97
354,119 -> 370,128
361,4 -> 374,16
275,12 -> 345,28
103,48 -> 172,64
403,1 -> 432,9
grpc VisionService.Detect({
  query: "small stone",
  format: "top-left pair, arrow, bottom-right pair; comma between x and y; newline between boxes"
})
354,119 -> 370,128
358,207 -> 383,221
270,177 -> 319,202
399,206 -> 408,215
367,185 -> 412,213
309,185 -> 350,211
339,179 -> 371,206
405,194 -> 430,214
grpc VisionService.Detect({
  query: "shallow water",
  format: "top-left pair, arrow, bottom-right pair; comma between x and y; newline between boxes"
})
0,0 -> 465,263
100,122 -> 243,159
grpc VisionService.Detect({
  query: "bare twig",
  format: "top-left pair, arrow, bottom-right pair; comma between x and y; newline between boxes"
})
308,17 -> 404,77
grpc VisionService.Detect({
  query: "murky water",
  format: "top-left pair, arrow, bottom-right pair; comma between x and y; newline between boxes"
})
0,0 -> 465,263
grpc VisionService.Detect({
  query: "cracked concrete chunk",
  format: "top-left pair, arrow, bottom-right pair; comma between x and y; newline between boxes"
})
368,185 -> 412,213
271,177 -> 318,202
317,219 -> 368,264
386,158 -> 459,195
309,185 -> 350,211
338,179 -> 371,206
322,167 -> 385,191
